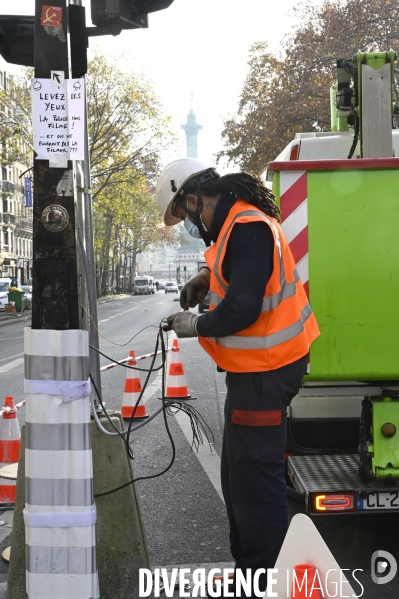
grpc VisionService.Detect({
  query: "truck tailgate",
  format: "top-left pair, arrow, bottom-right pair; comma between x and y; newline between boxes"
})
288,454 -> 399,515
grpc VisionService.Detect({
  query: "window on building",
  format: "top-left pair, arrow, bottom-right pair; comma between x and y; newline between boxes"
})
3,200 -> 7,214
3,230 -> 8,247
2,167 -> 6,181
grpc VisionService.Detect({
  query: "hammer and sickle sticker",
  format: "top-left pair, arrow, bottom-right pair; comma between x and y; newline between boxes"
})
40,5 -> 63,27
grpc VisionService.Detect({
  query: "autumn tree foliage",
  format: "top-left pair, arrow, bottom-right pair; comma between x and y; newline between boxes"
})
86,50 -> 180,294
87,50 -> 177,197
93,169 -> 179,295
2,51 -> 179,295
218,0 -> 399,174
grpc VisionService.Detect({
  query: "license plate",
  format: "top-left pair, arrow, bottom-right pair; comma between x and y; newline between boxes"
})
360,491 -> 399,510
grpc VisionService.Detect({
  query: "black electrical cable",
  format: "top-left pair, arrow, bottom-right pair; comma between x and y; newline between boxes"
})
125,330 -> 161,459
89,373 -> 132,452
94,324 -> 177,497
91,330 -> 164,461
93,323 -> 214,497
347,115 -> 360,159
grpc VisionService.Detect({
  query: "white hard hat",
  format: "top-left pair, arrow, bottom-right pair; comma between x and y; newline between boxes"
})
156,158 -> 211,226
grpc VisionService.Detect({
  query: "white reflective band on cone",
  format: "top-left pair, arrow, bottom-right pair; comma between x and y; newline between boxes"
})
24,329 -> 99,599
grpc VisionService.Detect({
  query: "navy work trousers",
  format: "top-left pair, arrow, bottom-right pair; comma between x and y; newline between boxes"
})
221,355 -> 308,598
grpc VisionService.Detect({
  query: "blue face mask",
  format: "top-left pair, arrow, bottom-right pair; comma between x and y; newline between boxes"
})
184,217 -> 202,239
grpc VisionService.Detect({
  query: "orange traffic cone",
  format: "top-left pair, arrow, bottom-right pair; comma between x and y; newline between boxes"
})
292,564 -> 322,598
121,351 -> 149,420
0,396 -> 20,505
164,339 -> 191,399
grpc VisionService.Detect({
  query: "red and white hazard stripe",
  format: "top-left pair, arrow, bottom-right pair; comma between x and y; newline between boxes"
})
100,348 -> 171,372
280,171 -> 309,297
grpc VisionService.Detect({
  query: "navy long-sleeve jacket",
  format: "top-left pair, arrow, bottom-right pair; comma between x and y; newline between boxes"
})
196,193 -> 274,339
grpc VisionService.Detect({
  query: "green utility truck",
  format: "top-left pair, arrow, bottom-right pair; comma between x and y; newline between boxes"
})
267,52 -> 399,516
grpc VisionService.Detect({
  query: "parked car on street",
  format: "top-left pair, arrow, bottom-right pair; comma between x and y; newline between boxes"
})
198,290 -> 210,313
0,277 -> 21,289
165,281 -> 178,294
157,281 -> 166,290
0,282 -> 8,311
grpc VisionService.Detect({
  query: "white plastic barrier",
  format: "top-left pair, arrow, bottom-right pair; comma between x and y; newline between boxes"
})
100,348 -> 170,372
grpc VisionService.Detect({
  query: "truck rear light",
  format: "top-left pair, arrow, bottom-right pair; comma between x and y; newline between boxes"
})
313,493 -> 356,512
289,144 -> 300,160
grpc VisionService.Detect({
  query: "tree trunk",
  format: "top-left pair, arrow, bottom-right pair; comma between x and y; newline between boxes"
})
117,255 -> 123,294
101,215 -> 113,296
131,250 -> 138,287
110,256 -> 115,288
122,255 -> 127,293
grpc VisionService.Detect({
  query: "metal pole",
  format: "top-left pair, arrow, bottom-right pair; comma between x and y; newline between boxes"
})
22,4 -> 99,598
32,0 -> 80,329
68,0 -> 101,410
82,89 -> 101,410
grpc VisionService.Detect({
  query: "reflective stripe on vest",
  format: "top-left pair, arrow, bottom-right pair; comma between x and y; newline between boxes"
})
208,304 -> 313,350
209,269 -> 301,313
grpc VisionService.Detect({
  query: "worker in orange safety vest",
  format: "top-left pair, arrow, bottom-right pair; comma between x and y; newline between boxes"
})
157,158 -> 320,598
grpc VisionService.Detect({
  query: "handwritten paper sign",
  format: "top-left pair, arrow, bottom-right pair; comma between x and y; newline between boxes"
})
31,78 -> 85,161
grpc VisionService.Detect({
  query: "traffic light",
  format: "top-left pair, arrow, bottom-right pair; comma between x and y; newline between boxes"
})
0,16 -> 34,67
184,264 -> 187,275
90,0 -> 174,32
0,1 -> 175,71
0,7 -> 87,77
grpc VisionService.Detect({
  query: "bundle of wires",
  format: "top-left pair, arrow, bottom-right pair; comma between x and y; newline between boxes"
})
90,321 -> 214,497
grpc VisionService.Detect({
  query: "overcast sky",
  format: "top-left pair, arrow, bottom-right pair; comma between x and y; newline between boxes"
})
1,0 -> 316,169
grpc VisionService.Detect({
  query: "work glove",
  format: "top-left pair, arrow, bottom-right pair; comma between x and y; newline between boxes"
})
180,268 -> 210,309
166,311 -> 199,338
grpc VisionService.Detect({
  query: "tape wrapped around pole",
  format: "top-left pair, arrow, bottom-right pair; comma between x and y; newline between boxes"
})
24,329 -> 99,598
24,379 -> 91,402
23,508 -> 97,528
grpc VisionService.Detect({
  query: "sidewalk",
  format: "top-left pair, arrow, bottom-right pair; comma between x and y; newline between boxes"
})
0,311 -> 31,329
0,510 -> 13,599
97,293 -> 130,304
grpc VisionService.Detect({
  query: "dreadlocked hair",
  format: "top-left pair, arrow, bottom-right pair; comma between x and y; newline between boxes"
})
198,172 -> 280,222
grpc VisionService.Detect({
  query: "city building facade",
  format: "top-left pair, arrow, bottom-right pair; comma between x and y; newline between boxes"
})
137,226 -> 205,282
0,57 -> 33,285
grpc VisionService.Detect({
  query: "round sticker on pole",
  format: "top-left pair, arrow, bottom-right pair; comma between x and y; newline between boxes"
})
41,205 -> 69,232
